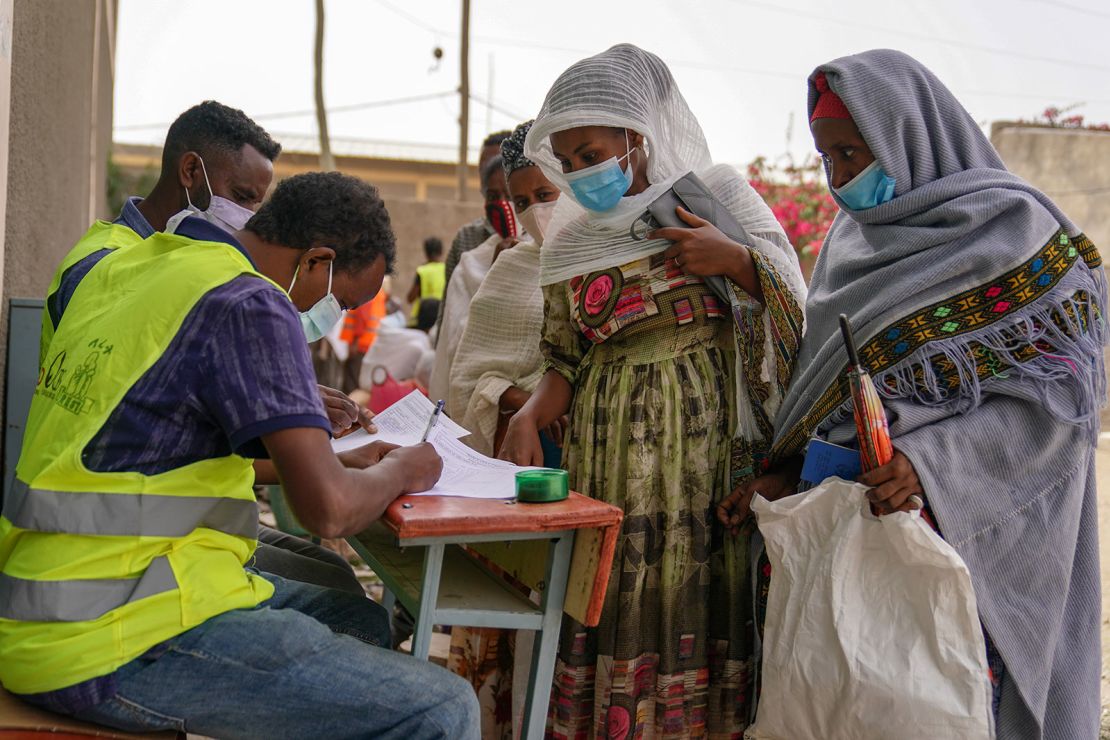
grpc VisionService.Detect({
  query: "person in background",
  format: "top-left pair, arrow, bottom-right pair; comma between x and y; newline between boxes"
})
40,100 -> 374,596
3,172 -> 478,739
41,100 -> 280,367
360,298 -> 440,392
442,130 -> 511,289
448,120 -> 563,464
442,120 -> 564,738
339,290 -> 388,393
407,236 -> 446,324
427,156 -> 518,403
499,45 -> 806,737
719,50 -> 1105,739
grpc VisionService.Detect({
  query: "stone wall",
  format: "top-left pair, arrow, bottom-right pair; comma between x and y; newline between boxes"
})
383,197 -> 484,299
991,122 -> 1110,248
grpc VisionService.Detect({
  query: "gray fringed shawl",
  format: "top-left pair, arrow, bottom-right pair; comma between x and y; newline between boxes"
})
773,49 -> 1106,739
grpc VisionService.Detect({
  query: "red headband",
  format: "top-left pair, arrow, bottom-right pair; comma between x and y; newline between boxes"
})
810,71 -> 851,123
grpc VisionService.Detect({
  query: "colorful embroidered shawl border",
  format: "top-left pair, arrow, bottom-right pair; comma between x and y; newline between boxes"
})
773,230 -> 1101,461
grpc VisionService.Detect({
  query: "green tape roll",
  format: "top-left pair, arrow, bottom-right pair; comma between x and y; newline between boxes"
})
515,469 -> 569,503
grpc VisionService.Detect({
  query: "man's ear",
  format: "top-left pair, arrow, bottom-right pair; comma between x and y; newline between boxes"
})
302,245 -> 337,270
177,151 -> 201,190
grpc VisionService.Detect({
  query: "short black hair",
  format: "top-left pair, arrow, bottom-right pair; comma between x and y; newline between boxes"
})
245,172 -> 396,273
423,237 -> 443,259
162,101 -> 281,172
416,297 -> 440,332
480,155 -> 504,190
482,130 -> 512,149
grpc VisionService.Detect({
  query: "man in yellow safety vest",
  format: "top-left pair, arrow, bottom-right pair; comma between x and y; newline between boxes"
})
1,171 -> 479,738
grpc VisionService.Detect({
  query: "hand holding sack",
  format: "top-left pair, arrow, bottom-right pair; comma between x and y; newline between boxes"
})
746,478 -> 993,740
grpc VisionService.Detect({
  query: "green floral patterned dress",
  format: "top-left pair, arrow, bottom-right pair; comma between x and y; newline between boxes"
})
543,252 -> 802,739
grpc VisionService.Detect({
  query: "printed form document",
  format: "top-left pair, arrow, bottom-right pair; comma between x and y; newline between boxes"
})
331,391 -> 541,499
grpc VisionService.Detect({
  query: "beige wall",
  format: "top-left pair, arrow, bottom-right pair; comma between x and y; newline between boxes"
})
1,0 -> 114,465
383,196 -> 483,298
991,122 -> 1110,248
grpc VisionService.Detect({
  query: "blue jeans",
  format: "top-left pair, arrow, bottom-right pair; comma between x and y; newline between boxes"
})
72,572 -> 479,739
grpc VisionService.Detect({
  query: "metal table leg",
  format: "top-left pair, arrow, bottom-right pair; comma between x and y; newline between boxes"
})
521,532 -> 574,739
411,542 -> 445,660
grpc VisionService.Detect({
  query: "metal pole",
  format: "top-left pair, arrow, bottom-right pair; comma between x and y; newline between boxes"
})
314,0 -> 336,171
456,0 -> 471,201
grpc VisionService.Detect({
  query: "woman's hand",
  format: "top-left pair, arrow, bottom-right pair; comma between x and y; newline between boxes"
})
498,412 -> 544,466
492,237 -> 520,264
499,386 -> 532,414
858,450 -> 924,515
543,415 -> 570,448
649,207 -> 764,302
717,471 -> 798,536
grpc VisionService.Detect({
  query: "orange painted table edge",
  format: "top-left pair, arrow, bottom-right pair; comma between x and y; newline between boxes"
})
378,491 -> 622,626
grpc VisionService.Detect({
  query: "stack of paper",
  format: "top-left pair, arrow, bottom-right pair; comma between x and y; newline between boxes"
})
331,391 -> 543,499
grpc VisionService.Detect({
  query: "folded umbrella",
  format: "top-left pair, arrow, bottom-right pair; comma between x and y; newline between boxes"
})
838,314 -> 893,473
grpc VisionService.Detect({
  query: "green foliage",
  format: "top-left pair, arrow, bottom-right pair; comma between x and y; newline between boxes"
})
106,150 -> 158,216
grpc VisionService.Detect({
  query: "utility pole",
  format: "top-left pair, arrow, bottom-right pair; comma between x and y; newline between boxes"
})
456,0 -> 470,201
314,0 -> 336,171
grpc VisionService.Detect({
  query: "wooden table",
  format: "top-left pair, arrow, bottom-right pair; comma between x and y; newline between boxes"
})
347,492 -> 622,739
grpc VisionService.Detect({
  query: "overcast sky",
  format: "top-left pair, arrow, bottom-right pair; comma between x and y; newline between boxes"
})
114,0 -> 1110,168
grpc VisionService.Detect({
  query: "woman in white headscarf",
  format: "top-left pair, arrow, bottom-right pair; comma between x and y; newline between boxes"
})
448,120 -> 563,462
499,44 -> 806,737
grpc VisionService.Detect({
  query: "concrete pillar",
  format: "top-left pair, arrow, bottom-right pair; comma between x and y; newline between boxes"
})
1,0 -> 114,473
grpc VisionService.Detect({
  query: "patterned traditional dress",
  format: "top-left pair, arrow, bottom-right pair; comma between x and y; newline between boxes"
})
543,251 -> 801,739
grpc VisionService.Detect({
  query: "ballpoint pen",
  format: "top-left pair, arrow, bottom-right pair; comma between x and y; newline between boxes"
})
420,399 -> 446,442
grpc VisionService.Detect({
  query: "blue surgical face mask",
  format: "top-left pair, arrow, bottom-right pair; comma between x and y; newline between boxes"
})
833,160 -> 896,211
288,261 -> 343,343
564,131 -> 636,212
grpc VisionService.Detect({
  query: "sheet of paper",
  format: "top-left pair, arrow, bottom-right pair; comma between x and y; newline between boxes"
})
409,434 -> 543,499
330,390 -> 541,499
330,390 -> 468,453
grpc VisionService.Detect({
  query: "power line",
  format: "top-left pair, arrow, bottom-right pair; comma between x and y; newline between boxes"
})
1023,0 -> 1110,19
113,91 -> 457,131
1044,185 -> 1110,196
372,0 -> 444,35
722,0 -> 1110,74
468,94 -> 524,121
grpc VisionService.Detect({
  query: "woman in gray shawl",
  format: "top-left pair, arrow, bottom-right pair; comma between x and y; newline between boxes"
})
720,50 -> 1105,738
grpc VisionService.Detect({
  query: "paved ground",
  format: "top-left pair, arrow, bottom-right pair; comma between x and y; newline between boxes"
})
263,435 -> 1110,733
1097,427 -> 1110,736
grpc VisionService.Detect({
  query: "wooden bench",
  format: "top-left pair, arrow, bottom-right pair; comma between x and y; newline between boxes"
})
0,687 -> 181,739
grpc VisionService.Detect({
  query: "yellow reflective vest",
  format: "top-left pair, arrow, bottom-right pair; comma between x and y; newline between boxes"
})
1,232 -> 276,694
40,221 -> 144,369
410,261 -> 446,321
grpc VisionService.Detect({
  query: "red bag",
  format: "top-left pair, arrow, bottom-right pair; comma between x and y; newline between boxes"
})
366,365 -> 426,414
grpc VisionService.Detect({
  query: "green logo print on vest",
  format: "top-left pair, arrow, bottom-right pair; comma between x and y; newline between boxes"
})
36,338 -> 113,416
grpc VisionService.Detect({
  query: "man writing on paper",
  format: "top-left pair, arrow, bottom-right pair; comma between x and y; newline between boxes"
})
1,172 -> 479,738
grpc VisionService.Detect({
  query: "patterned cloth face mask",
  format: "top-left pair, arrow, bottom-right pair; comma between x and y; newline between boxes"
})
288,261 -> 343,343
564,131 -> 636,212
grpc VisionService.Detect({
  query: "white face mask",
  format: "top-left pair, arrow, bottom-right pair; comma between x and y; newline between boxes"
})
288,261 -> 344,343
519,200 -> 558,246
165,155 -> 255,235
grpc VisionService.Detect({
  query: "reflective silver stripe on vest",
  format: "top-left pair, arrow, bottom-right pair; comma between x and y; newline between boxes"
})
2,480 -> 259,539
0,555 -> 178,622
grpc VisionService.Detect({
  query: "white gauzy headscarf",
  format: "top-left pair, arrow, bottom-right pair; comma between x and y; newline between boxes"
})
525,43 -> 803,301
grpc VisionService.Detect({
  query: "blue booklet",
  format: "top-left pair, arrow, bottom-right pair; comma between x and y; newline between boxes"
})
800,438 -> 862,489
